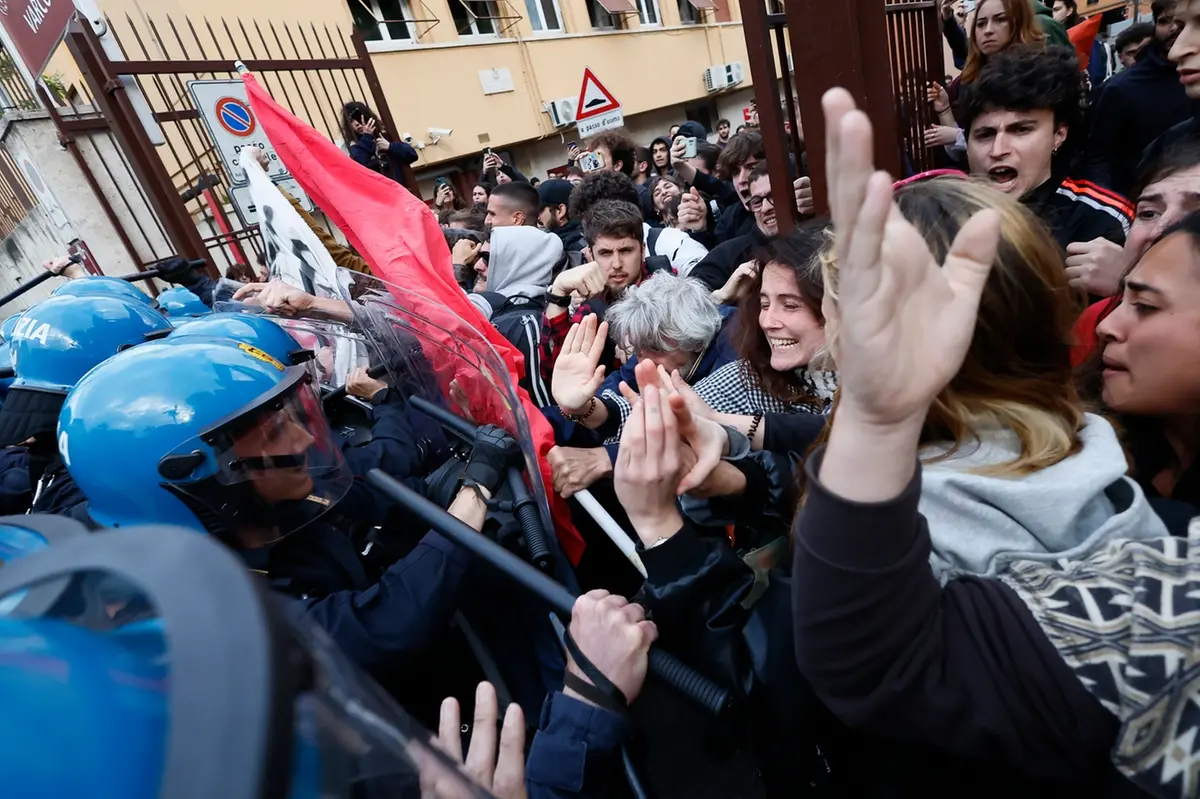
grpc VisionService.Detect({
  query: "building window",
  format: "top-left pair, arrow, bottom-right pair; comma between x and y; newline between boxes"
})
349,0 -> 417,41
678,0 -> 698,23
525,0 -> 563,31
586,0 -> 617,28
451,0 -> 499,35
636,0 -> 659,25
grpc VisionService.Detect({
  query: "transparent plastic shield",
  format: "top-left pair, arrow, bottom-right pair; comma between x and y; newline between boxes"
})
287,610 -> 495,799
209,302 -> 371,392
337,269 -> 553,533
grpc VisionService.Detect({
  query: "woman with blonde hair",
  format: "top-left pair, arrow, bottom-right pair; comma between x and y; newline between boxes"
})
814,174 -> 1164,578
605,91 -> 1172,792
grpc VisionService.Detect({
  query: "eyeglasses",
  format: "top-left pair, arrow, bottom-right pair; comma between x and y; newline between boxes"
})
748,194 -> 775,212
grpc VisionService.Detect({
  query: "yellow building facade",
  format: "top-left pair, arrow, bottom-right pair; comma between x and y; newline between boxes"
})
56,0 -> 772,198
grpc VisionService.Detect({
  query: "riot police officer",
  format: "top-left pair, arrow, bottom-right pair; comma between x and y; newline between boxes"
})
0,293 -> 171,518
57,338 -> 516,701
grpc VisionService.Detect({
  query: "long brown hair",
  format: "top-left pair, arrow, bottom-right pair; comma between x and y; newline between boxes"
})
734,219 -> 830,407
823,178 -> 1085,477
959,0 -> 1046,85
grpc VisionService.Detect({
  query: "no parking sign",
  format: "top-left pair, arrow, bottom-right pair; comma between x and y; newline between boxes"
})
186,78 -> 310,227
187,79 -> 288,185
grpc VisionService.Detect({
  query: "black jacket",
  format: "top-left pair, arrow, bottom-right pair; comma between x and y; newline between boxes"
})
1078,45 -> 1199,197
552,220 -> 588,256
689,226 -> 771,292
1022,173 -> 1131,250
713,202 -> 757,246
792,449 -> 1145,794
1140,113 -> 1200,179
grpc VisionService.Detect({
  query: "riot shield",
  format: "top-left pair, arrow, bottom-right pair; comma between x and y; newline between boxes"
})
0,524 -> 496,799
336,269 -> 554,535
209,301 -> 371,392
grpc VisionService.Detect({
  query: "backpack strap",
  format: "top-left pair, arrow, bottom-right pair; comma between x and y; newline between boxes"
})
644,255 -> 674,275
647,225 -> 663,256
475,291 -> 509,314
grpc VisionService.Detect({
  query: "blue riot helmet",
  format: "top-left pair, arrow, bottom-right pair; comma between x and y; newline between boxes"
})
165,311 -> 313,366
0,341 -> 13,403
52,275 -> 160,310
0,311 -> 21,343
0,295 -> 172,448
0,525 -> 496,799
58,339 -> 351,540
157,286 -> 210,318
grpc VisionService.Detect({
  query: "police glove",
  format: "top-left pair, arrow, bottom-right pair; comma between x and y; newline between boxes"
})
154,257 -> 199,284
462,425 -> 522,497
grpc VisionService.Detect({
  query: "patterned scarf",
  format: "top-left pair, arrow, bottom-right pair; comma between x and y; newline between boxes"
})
797,366 -> 838,413
1001,515 -> 1200,797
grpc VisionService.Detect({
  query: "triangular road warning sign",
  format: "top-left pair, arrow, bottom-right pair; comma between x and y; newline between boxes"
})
575,68 -> 620,121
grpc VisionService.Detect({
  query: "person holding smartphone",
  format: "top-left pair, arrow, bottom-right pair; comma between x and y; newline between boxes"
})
340,100 -> 419,190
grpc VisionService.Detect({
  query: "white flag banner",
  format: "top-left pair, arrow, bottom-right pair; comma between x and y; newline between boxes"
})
242,156 -> 362,385
243,155 -> 341,300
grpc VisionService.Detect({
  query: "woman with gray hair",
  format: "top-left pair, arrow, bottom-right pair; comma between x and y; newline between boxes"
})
546,271 -> 738,496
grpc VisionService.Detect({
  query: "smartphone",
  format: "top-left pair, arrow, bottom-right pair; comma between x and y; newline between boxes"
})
578,151 -> 605,173
436,177 -> 450,189
566,141 -> 579,153
683,136 -> 698,159
482,146 -> 493,157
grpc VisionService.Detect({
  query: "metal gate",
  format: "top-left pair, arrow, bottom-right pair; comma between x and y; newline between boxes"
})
740,0 -> 942,229
46,12 -> 404,277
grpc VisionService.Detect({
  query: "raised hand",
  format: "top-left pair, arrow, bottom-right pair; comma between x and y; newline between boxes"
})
551,314 -> 608,414
928,81 -> 951,113
713,259 -> 759,304
923,125 -> 959,148
823,87 -> 999,430
676,187 -> 708,232
434,683 -> 526,799
614,383 -> 686,545
232,280 -> 316,317
1065,237 -> 1128,297
794,176 -> 814,217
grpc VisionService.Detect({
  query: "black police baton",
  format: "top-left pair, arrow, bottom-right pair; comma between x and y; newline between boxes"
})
0,253 -> 83,310
115,258 -> 208,284
405,394 -> 555,572
366,468 -> 735,720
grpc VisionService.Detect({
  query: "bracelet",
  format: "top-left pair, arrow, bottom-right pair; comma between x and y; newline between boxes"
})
547,291 -> 572,308
933,104 -> 949,114
747,413 -> 764,442
561,396 -> 597,423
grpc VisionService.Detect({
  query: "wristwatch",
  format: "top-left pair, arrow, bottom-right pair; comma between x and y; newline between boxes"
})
721,425 -> 751,462
546,291 -> 572,308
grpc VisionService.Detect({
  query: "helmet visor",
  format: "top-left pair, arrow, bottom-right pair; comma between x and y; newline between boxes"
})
168,369 -> 351,541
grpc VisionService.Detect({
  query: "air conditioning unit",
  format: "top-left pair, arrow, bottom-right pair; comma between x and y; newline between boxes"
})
545,97 -> 577,128
704,65 -> 731,92
704,62 -> 745,92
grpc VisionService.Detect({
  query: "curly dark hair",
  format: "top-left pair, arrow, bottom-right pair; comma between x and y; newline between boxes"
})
582,199 -> 644,246
958,45 -> 1083,141
585,130 -> 637,177
568,170 -> 640,221
733,219 -> 829,406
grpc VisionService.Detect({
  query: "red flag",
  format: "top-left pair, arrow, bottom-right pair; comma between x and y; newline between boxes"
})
1068,14 -> 1104,72
242,73 -> 585,565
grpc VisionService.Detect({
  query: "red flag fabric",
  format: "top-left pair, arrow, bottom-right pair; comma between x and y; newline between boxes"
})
1068,14 -> 1104,71
242,73 -> 585,565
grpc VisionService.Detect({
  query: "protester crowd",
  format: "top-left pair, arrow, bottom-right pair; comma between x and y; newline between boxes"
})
10,0 -> 1200,796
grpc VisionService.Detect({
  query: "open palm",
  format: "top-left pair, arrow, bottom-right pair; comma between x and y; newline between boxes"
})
823,88 -> 1000,427
551,315 -> 608,412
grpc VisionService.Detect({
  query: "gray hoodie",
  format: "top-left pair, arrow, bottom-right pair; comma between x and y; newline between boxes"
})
467,227 -> 562,320
922,413 -> 1168,581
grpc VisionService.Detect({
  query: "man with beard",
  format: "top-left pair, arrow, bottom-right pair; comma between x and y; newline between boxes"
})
1078,0 -> 1194,197
537,178 -> 587,255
